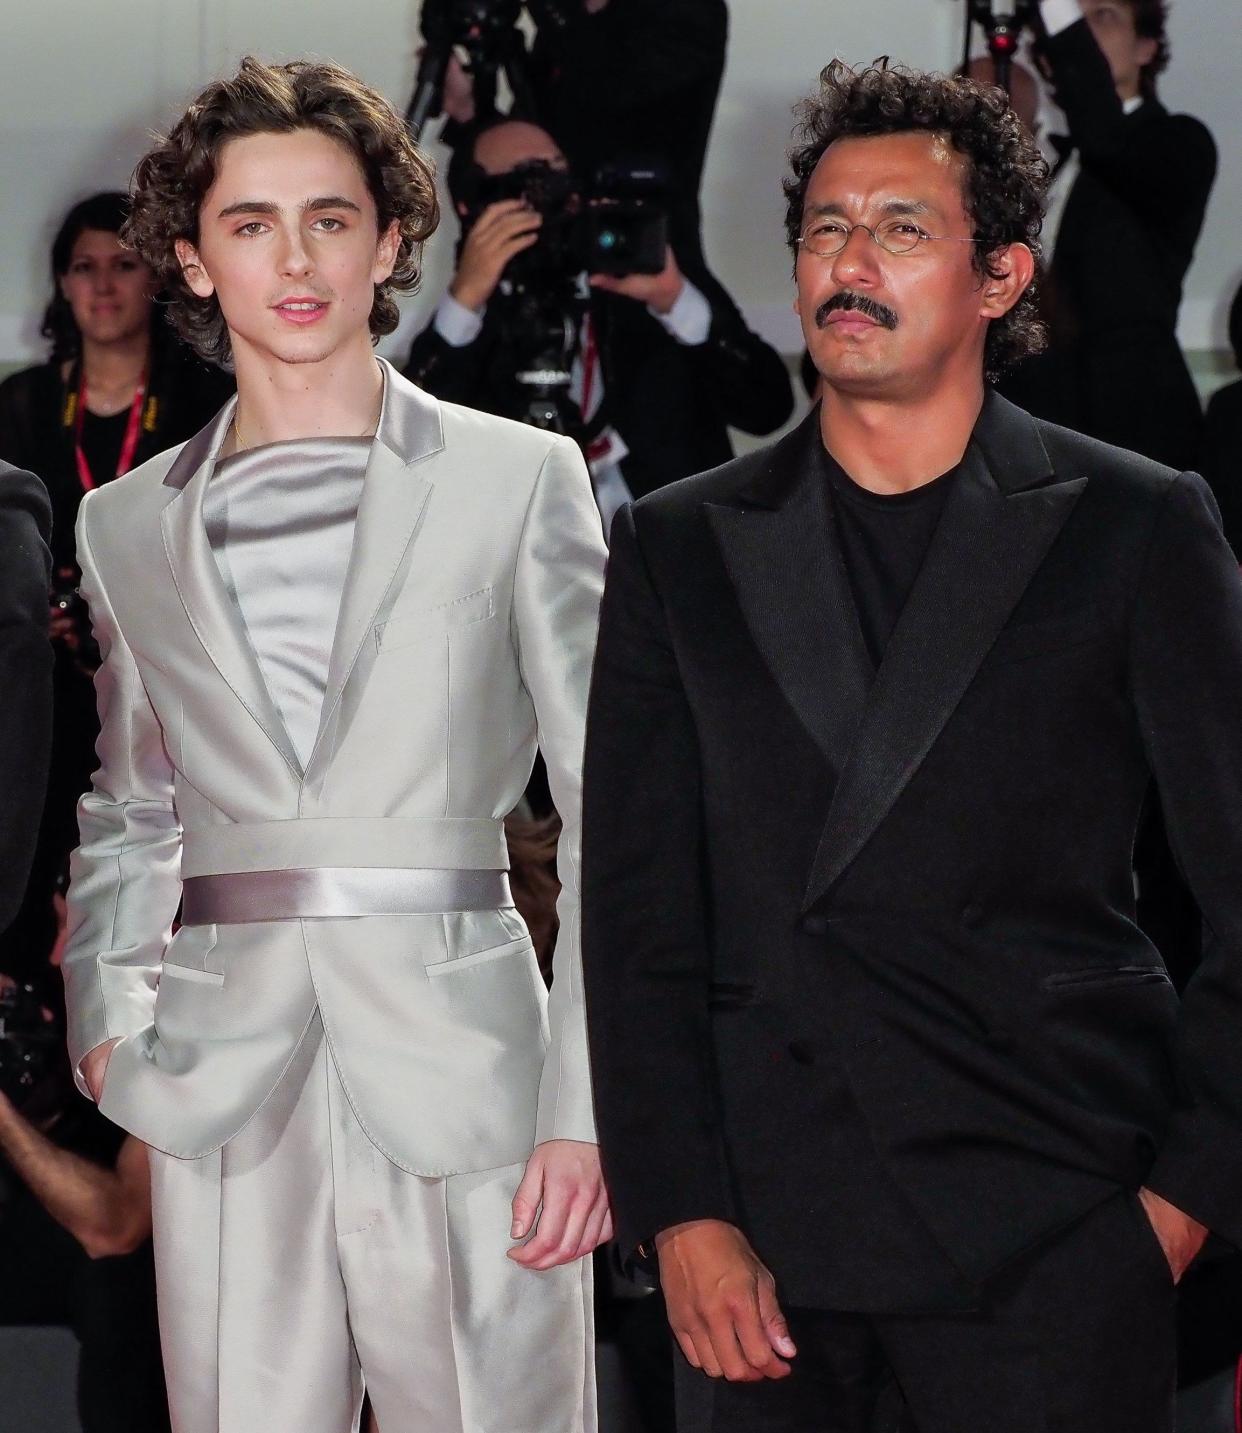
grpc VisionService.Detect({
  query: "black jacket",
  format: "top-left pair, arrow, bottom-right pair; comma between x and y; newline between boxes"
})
1002,19 -> 1216,470
581,393 -> 1242,1306
0,463 -> 52,930
1201,378 -> 1242,560
405,268 -> 793,500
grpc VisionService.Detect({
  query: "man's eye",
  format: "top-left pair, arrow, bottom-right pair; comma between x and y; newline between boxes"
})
236,222 -> 267,237
809,222 -> 846,238
314,217 -> 345,232
885,222 -> 928,239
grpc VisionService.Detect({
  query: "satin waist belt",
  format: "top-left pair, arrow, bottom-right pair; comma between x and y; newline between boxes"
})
181,867 -> 514,925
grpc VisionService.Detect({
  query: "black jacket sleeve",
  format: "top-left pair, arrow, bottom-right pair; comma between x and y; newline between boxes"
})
680,264 -> 794,438
0,464 -> 52,931
1133,472 -> 1242,1241
403,311 -> 497,406
1039,20 -> 1217,218
581,502 -> 738,1260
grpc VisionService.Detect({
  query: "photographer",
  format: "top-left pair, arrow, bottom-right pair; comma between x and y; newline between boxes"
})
0,975 -> 168,1432
0,193 -> 231,992
435,0 -> 728,270
1002,0 -> 1216,469
405,119 -> 793,516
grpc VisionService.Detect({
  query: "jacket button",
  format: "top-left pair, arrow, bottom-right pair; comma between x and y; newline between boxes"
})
801,915 -> 829,937
961,903 -> 986,928
788,1040 -> 816,1065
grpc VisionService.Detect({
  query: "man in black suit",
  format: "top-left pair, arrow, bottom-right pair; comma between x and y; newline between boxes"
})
404,118 -> 792,510
0,462 -> 52,931
1002,0 -> 1216,470
582,59 -> 1240,1432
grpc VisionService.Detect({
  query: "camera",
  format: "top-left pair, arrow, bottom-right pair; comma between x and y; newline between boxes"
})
0,982 -> 58,1107
469,157 -> 669,279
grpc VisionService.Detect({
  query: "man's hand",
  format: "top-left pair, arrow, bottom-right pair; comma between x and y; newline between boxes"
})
80,1038 -> 121,1104
450,200 -> 543,314
657,1219 -> 796,1382
590,246 -> 685,315
1138,1186 -> 1210,1283
507,1138 -> 613,1270
441,52 -> 476,126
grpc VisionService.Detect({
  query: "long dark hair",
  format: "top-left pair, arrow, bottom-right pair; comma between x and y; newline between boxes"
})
40,192 -> 151,363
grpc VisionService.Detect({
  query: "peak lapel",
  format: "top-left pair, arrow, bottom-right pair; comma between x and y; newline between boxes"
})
160,399 -> 304,778
706,410 -> 873,771
802,395 -> 1087,910
302,363 -> 441,780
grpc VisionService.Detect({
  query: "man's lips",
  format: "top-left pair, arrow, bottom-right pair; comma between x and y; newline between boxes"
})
823,311 -> 879,327
273,298 -> 330,324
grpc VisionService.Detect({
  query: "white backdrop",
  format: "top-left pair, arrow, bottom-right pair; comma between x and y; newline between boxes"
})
1,0 -> 1237,366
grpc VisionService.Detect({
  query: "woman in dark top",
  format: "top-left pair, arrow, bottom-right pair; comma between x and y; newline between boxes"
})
0,192 -> 232,988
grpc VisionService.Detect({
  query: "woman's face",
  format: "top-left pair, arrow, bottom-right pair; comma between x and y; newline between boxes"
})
59,228 -> 155,347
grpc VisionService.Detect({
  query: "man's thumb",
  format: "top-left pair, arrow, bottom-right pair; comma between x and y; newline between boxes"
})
758,1280 -> 797,1358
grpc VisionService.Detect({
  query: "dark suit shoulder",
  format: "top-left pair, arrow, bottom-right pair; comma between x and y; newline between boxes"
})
629,424 -> 801,530
0,460 -> 52,542
1034,414 -> 1183,498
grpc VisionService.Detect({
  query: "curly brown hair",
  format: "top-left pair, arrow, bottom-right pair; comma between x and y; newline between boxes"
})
124,57 -> 439,366
785,59 -> 1050,379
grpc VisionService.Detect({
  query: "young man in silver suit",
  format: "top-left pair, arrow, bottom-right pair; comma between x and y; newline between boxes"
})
61,58 -> 609,1433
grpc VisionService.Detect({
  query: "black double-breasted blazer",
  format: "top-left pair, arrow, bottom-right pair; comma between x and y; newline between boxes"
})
581,392 -> 1242,1306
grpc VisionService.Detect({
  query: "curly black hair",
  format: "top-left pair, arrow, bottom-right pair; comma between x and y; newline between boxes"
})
784,59 -> 1050,379
124,57 -> 439,367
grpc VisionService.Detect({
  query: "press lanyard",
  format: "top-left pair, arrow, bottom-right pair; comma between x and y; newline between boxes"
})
72,370 -> 147,491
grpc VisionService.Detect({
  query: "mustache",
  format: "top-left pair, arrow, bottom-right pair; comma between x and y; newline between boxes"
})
815,291 -> 899,331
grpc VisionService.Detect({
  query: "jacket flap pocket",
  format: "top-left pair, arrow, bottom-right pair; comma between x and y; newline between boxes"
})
376,586 -> 495,652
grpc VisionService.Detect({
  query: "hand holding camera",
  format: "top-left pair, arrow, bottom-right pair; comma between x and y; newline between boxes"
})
450,199 -> 544,312
590,244 -> 684,315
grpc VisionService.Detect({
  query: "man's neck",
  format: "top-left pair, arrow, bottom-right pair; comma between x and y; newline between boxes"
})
820,379 -> 986,495
231,337 -> 384,449
80,331 -> 150,387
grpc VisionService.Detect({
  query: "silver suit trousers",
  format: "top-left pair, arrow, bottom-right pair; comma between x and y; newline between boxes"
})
147,1016 -> 597,1432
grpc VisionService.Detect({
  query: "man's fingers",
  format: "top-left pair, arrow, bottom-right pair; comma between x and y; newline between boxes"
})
674,1330 -> 702,1371
522,1189 -> 595,1270
734,1290 -> 786,1375
757,1275 -> 797,1359
574,1196 -> 612,1259
509,1177 -> 573,1265
510,1159 -> 544,1239
702,1314 -> 761,1382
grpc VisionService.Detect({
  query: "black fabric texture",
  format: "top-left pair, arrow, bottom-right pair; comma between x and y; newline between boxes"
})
582,390 -> 1242,1311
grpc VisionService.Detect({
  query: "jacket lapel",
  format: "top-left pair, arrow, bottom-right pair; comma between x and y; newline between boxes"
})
160,397 -> 304,778
802,392 -> 1087,910
302,362 -> 441,781
706,408 -> 873,772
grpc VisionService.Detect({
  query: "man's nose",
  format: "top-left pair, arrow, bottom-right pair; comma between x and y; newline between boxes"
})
277,226 -> 315,277
828,225 -> 882,288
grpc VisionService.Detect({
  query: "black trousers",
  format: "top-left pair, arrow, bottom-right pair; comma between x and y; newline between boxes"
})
674,1192 -> 1177,1433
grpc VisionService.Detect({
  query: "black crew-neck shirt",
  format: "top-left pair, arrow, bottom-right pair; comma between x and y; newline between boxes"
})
820,446 -> 959,667
78,407 -> 130,491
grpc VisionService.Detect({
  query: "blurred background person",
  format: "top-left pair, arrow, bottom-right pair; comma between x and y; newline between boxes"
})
1002,0 -> 1217,470
405,118 -> 792,526
0,969 -> 169,1433
435,0 -> 728,272
1200,277 -> 1242,560
0,192 -> 232,999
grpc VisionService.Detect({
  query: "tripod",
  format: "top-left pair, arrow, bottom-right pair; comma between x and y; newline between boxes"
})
962,0 -> 1042,93
405,0 -> 569,140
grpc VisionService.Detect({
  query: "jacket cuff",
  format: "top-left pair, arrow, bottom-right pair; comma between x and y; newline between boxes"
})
1144,1105 -> 1242,1247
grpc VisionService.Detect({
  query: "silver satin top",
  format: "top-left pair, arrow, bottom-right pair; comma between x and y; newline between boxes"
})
204,437 -> 370,768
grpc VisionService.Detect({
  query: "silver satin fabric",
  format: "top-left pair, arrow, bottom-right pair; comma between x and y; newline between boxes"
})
181,867 -> 514,924
149,1017 -> 596,1433
204,436 -> 370,769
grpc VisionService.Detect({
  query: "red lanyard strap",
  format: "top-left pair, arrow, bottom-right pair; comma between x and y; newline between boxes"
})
73,370 -> 147,492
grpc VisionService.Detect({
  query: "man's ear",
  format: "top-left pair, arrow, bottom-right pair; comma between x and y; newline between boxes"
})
372,218 -> 402,285
979,242 -> 1035,321
174,238 -> 215,299
1135,36 -> 1159,72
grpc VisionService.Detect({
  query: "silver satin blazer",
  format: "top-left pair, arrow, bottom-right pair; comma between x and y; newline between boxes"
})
61,360 -> 608,1174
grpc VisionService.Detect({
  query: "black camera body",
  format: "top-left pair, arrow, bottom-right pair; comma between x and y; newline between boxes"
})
469,157 -> 669,280
0,982 -> 58,1107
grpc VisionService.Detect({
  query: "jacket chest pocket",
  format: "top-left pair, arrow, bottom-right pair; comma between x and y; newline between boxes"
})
375,585 -> 495,654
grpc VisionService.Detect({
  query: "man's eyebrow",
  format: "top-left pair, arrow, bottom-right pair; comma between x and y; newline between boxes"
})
804,198 -> 939,218
215,196 -> 363,220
